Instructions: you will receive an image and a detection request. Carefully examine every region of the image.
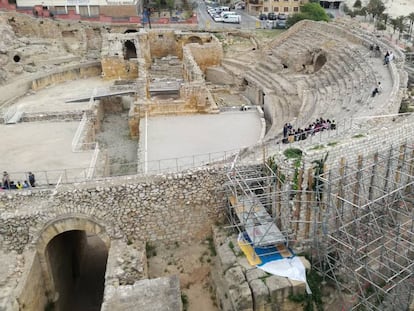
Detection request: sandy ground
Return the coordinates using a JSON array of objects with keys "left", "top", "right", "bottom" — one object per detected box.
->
[
  {"left": 139, "top": 111, "right": 263, "bottom": 173},
  {"left": 0, "top": 121, "right": 93, "bottom": 185},
  {"left": 14, "top": 77, "right": 113, "bottom": 113},
  {"left": 147, "top": 241, "right": 219, "bottom": 311}
]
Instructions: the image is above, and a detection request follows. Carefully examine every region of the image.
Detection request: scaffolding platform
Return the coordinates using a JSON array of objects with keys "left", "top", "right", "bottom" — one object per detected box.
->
[{"left": 229, "top": 194, "right": 286, "bottom": 247}]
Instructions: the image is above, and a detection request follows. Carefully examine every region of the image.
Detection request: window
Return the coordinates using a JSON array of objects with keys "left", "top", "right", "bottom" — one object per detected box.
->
[
  {"left": 274, "top": 6, "right": 279, "bottom": 11},
  {"left": 284, "top": 6, "right": 289, "bottom": 11},
  {"left": 54, "top": 6, "right": 66, "bottom": 14},
  {"left": 79, "top": 6, "right": 88, "bottom": 17},
  {"left": 264, "top": 7, "right": 268, "bottom": 11},
  {"left": 90, "top": 6, "right": 99, "bottom": 16},
  {"left": 293, "top": 6, "right": 299, "bottom": 11}
]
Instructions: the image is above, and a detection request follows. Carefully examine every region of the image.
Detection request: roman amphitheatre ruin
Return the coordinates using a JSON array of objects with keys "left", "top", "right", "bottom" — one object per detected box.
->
[{"left": 0, "top": 8, "right": 414, "bottom": 311}]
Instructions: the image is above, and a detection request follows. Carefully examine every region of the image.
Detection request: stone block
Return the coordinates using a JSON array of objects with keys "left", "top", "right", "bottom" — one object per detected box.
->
[
  {"left": 266, "top": 275, "right": 291, "bottom": 304},
  {"left": 246, "top": 268, "right": 269, "bottom": 283},
  {"left": 217, "top": 243, "right": 237, "bottom": 271},
  {"left": 250, "top": 279, "right": 270, "bottom": 310},
  {"left": 228, "top": 281, "right": 253, "bottom": 311},
  {"left": 224, "top": 266, "right": 246, "bottom": 290}
]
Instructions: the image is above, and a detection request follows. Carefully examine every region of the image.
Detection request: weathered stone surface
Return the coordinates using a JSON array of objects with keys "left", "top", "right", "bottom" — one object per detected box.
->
[
  {"left": 101, "top": 275, "right": 182, "bottom": 311},
  {"left": 228, "top": 281, "right": 253, "bottom": 311},
  {"left": 250, "top": 279, "right": 270, "bottom": 310},
  {"left": 224, "top": 266, "right": 246, "bottom": 290},
  {"left": 246, "top": 268, "right": 269, "bottom": 283},
  {"left": 266, "top": 275, "right": 291, "bottom": 304},
  {"left": 217, "top": 243, "right": 237, "bottom": 272}
]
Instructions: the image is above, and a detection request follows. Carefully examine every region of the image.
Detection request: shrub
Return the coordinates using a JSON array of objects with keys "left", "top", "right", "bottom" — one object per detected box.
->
[{"left": 283, "top": 148, "right": 303, "bottom": 159}]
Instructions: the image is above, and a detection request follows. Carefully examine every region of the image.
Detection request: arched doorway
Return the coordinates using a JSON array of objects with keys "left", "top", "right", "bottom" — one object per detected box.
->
[
  {"left": 314, "top": 53, "right": 327, "bottom": 72},
  {"left": 124, "top": 40, "right": 137, "bottom": 60},
  {"left": 37, "top": 217, "right": 111, "bottom": 311},
  {"left": 185, "top": 36, "right": 203, "bottom": 45}
]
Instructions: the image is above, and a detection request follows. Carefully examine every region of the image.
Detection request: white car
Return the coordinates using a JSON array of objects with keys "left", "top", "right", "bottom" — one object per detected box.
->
[
  {"left": 213, "top": 14, "right": 223, "bottom": 22},
  {"left": 222, "top": 14, "right": 241, "bottom": 23}
]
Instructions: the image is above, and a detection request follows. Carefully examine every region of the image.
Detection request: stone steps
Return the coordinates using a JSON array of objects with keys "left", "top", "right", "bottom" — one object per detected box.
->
[{"left": 221, "top": 58, "right": 251, "bottom": 76}]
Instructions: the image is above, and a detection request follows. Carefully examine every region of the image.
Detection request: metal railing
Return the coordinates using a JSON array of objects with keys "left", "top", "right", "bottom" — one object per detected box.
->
[
  {"left": 71, "top": 112, "right": 88, "bottom": 152},
  {"left": 2, "top": 112, "right": 412, "bottom": 190}
]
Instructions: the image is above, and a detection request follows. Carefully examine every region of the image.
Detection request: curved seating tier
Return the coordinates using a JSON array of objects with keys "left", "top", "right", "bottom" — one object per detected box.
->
[{"left": 220, "top": 20, "right": 403, "bottom": 141}]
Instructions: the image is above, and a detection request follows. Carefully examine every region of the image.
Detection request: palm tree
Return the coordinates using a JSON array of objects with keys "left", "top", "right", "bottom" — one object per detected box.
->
[
  {"left": 407, "top": 12, "right": 414, "bottom": 37},
  {"left": 380, "top": 12, "right": 389, "bottom": 26},
  {"left": 390, "top": 17, "right": 399, "bottom": 34},
  {"left": 396, "top": 16, "right": 406, "bottom": 39}
]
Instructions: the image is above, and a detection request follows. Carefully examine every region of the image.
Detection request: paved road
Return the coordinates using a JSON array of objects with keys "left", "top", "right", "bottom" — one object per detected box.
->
[{"left": 196, "top": 0, "right": 259, "bottom": 30}]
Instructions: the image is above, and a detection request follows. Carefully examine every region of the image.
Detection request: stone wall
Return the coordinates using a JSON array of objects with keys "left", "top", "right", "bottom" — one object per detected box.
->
[
  {"left": 187, "top": 41, "right": 223, "bottom": 73},
  {"left": 0, "top": 61, "right": 101, "bottom": 106},
  {"left": 213, "top": 227, "right": 308, "bottom": 311},
  {"left": 31, "top": 63, "right": 102, "bottom": 91},
  {"left": 182, "top": 45, "right": 204, "bottom": 82},
  {"left": 101, "top": 58, "right": 139, "bottom": 80},
  {"left": 148, "top": 30, "right": 178, "bottom": 59},
  {"left": 0, "top": 168, "right": 227, "bottom": 253}
]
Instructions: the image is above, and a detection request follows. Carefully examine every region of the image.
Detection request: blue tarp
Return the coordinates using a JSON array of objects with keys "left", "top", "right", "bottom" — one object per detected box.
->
[{"left": 242, "top": 232, "right": 295, "bottom": 266}]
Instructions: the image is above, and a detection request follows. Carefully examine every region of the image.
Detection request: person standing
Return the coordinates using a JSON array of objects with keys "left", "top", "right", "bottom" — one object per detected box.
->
[
  {"left": 28, "top": 172, "right": 35, "bottom": 187},
  {"left": 2, "top": 171, "right": 10, "bottom": 189}
]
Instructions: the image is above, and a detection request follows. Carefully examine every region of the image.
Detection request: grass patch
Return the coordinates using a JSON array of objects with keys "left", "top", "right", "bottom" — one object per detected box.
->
[
  {"left": 327, "top": 141, "right": 338, "bottom": 147},
  {"left": 311, "top": 144, "right": 325, "bottom": 150},
  {"left": 283, "top": 148, "right": 303, "bottom": 159},
  {"left": 145, "top": 242, "right": 157, "bottom": 258},
  {"left": 181, "top": 293, "right": 189, "bottom": 311},
  {"left": 206, "top": 236, "right": 217, "bottom": 257},
  {"left": 352, "top": 134, "right": 365, "bottom": 139},
  {"left": 255, "top": 29, "right": 285, "bottom": 39}
]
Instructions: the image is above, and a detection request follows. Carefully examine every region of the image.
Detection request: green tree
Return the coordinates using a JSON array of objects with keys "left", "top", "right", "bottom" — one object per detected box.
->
[
  {"left": 353, "top": 0, "right": 362, "bottom": 8},
  {"left": 366, "top": 0, "right": 385, "bottom": 21},
  {"left": 380, "top": 12, "right": 389, "bottom": 26},
  {"left": 166, "top": 0, "right": 174, "bottom": 16},
  {"left": 395, "top": 15, "right": 406, "bottom": 39},
  {"left": 390, "top": 16, "right": 405, "bottom": 38},
  {"left": 287, "top": 2, "right": 330, "bottom": 27},
  {"left": 407, "top": 12, "right": 414, "bottom": 36}
]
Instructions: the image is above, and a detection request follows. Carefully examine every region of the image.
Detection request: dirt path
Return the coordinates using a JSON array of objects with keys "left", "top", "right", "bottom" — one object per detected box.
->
[{"left": 147, "top": 241, "right": 219, "bottom": 311}]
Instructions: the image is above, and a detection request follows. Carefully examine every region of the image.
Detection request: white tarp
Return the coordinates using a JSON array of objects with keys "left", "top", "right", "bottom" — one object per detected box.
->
[{"left": 257, "top": 256, "right": 312, "bottom": 294}]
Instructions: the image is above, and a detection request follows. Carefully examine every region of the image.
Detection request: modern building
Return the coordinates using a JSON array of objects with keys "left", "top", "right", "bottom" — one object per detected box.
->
[{"left": 247, "top": 0, "right": 309, "bottom": 16}]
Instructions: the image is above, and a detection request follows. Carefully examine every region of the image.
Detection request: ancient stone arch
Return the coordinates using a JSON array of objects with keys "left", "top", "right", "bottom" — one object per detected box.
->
[
  {"left": 314, "top": 52, "right": 327, "bottom": 73},
  {"left": 123, "top": 40, "right": 137, "bottom": 60},
  {"left": 36, "top": 215, "right": 111, "bottom": 298},
  {"left": 185, "top": 36, "right": 203, "bottom": 45}
]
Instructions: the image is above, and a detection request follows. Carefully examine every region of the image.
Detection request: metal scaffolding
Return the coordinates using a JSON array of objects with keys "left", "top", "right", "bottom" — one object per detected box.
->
[
  {"left": 224, "top": 163, "right": 290, "bottom": 247},
  {"left": 313, "top": 144, "right": 414, "bottom": 310},
  {"left": 224, "top": 143, "right": 414, "bottom": 309}
]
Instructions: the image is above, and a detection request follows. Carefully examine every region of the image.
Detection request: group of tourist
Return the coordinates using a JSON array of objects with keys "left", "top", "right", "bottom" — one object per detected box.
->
[
  {"left": 1, "top": 171, "right": 35, "bottom": 190},
  {"left": 282, "top": 118, "right": 336, "bottom": 143}
]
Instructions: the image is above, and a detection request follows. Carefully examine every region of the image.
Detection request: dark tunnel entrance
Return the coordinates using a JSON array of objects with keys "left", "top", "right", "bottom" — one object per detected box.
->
[
  {"left": 46, "top": 230, "right": 108, "bottom": 311},
  {"left": 124, "top": 40, "right": 137, "bottom": 60}
]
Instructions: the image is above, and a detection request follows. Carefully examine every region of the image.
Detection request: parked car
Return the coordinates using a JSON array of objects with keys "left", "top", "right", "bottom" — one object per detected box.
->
[
  {"left": 223, "top": 14, "right": 241, "bottom": 23},
  {"left": 259, "top": 13, "right": 267, "bottom": 20},
  {"left": 275, "top": 19, "right": 287, "bottom": 28},
  {"left": 277, "top": 13, "right": 287, "bottom": 20},
  {"left": 213, "top": 14, "right": 223, "bottom": 22},
  {"left": 267, "top": 12, "right": 277, "bottom": 20}
]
